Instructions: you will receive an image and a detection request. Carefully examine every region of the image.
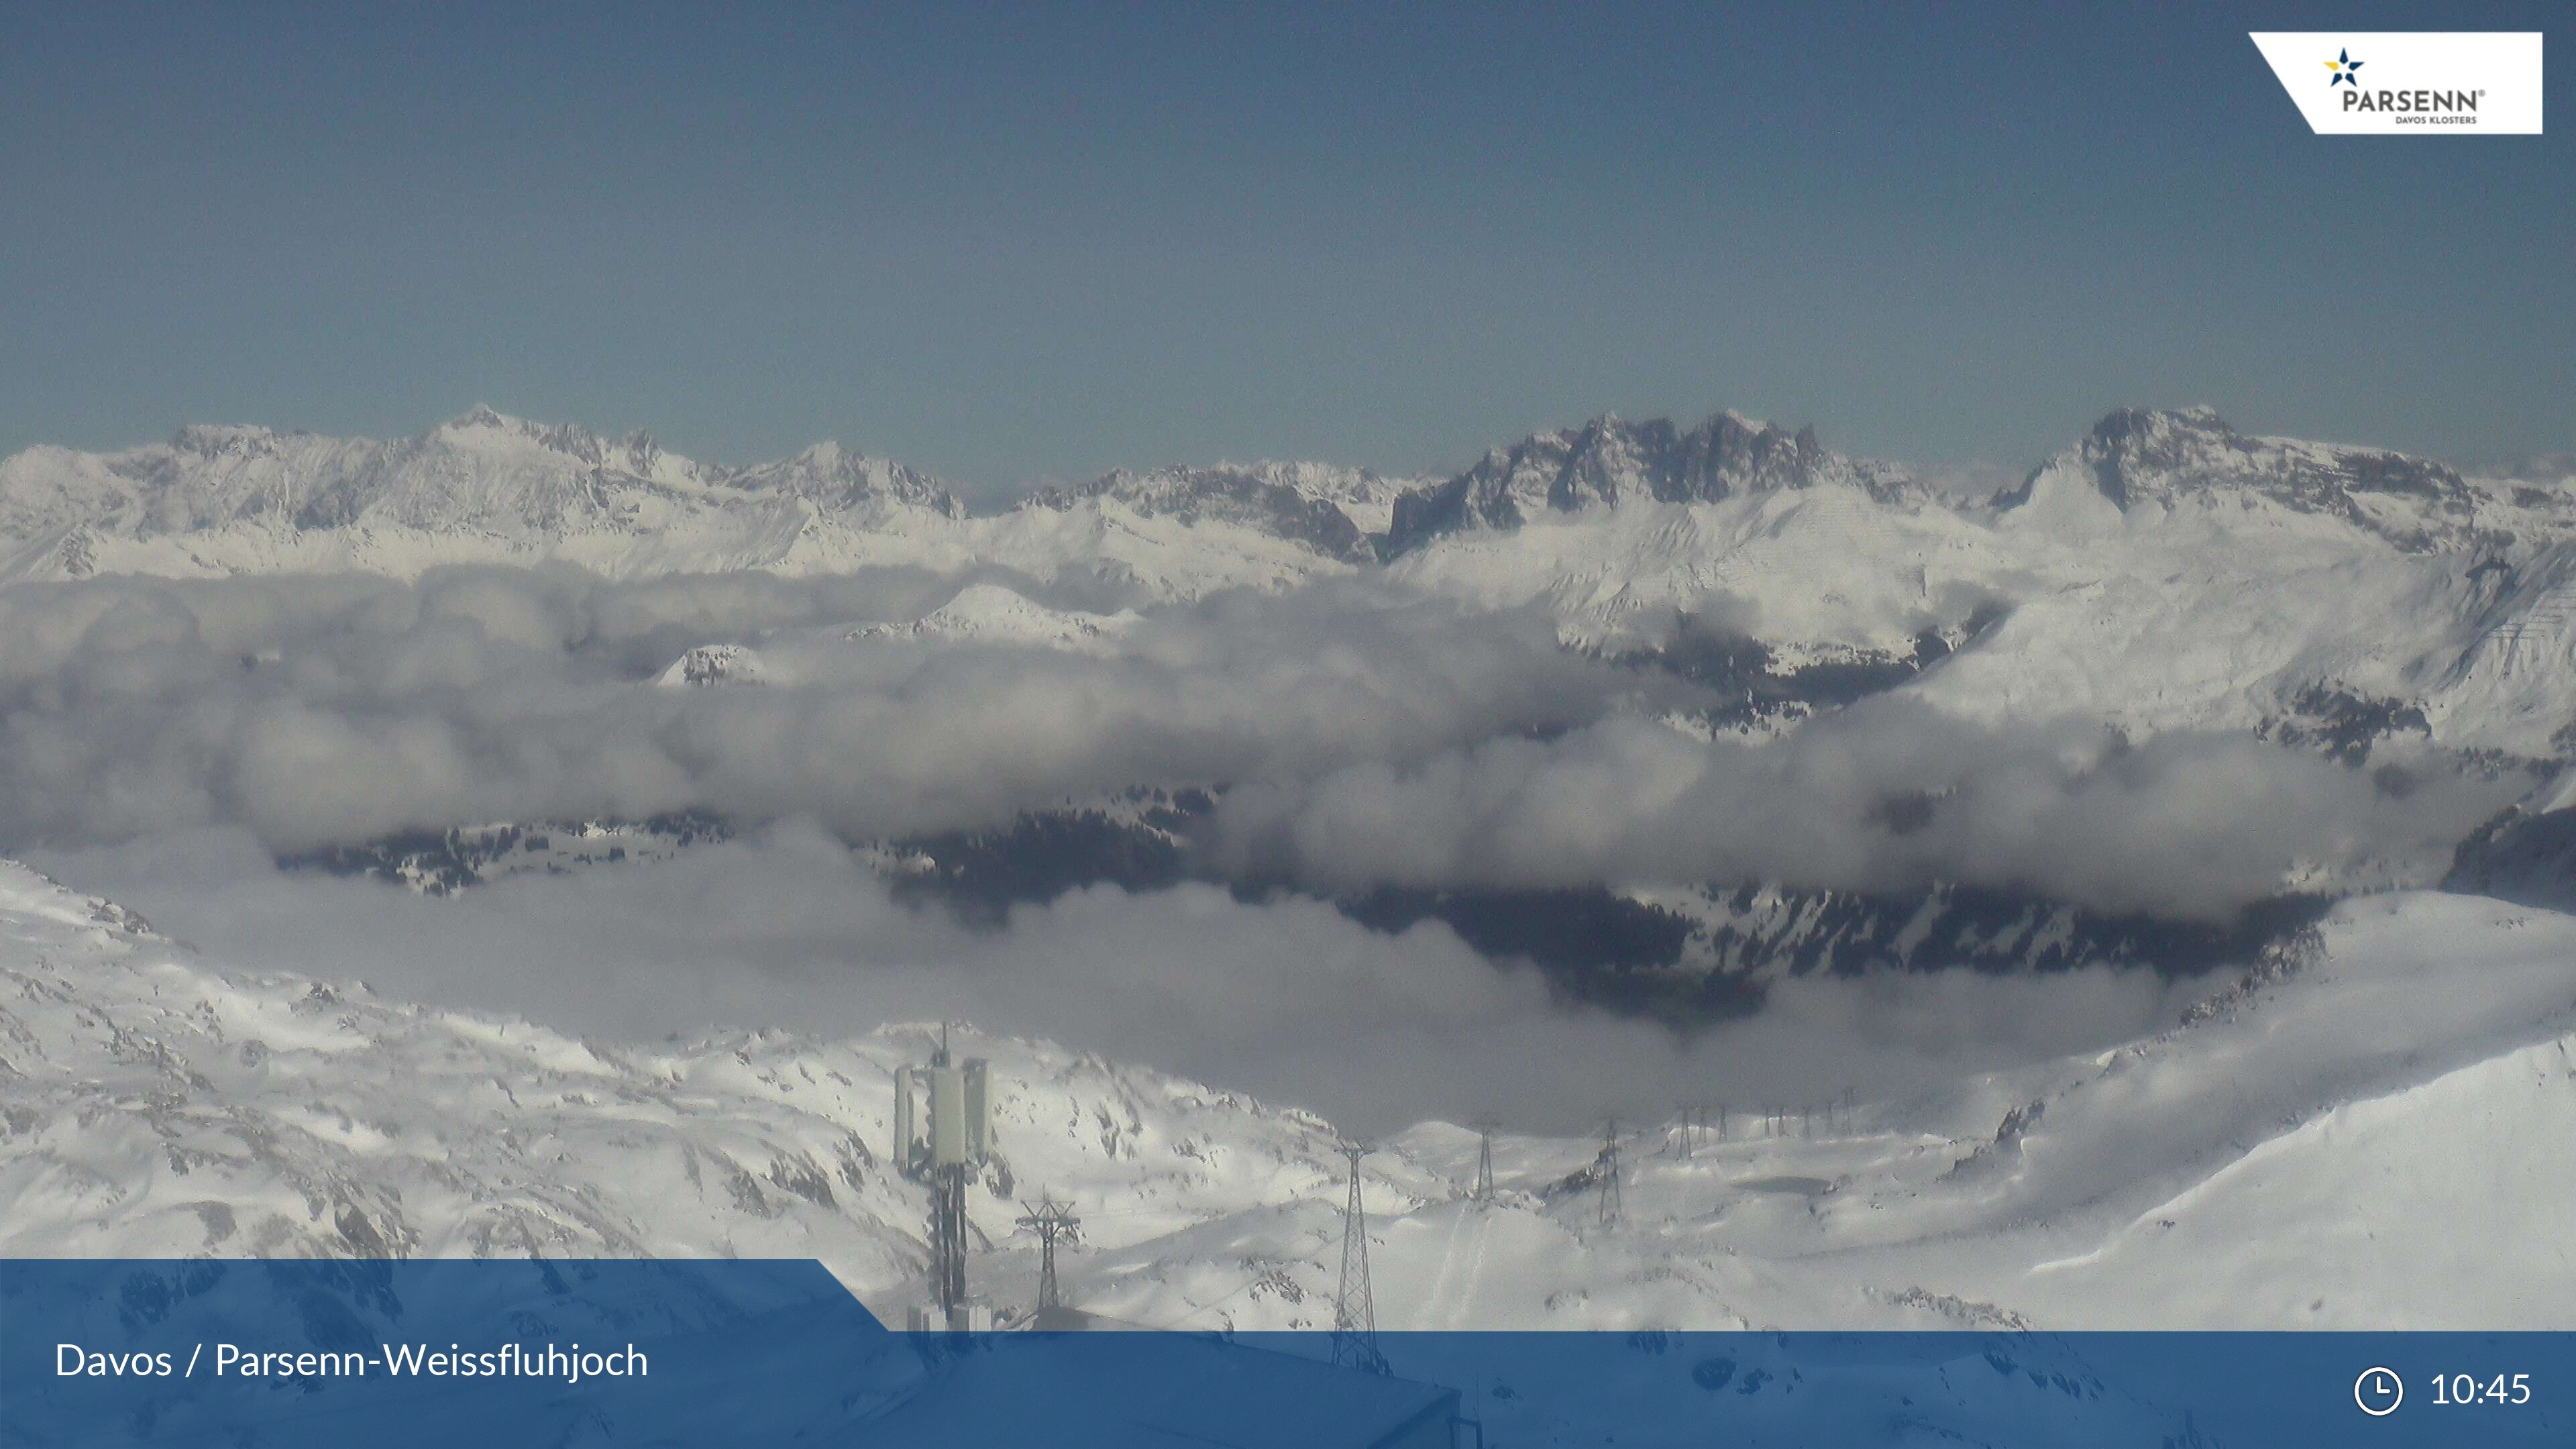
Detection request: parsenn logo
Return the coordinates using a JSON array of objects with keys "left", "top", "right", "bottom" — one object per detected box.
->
[
  {"left": 2249, "top": 33, "right": 2541, "bottom": 135},
  {"left": 2328, "top": 42, "right": 2480, "bottom": 119}
]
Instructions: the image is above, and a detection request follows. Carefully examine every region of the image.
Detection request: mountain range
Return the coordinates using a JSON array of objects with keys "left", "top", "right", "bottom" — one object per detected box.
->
[
  {"left": 11, "top": 403, "right": 2576, "bottom": 996},
  {"left": 12, "top": 402, "right": 2576, "bottom": 1350},
  {"left": 12, "top": 402, "right": 2558, "bottom": 592},
  {"left": 0, "top": 407, "right": 1415, "bottom": 594}
]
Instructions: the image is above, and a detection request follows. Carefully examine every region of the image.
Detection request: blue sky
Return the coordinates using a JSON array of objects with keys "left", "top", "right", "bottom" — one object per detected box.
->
[{"left": 2, "top": 1, "right": 2566, "bottom": 501}]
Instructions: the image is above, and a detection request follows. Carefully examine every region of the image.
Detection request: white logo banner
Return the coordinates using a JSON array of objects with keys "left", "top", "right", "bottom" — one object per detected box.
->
[{"left": 2249, "top": 32, "right": 2542, "bottom": 134}]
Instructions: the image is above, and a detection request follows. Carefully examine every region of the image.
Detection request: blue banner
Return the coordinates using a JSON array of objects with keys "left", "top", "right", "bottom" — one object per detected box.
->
[{"left": 3, "top": 1260, "right": 2567, "bottom": 1446}]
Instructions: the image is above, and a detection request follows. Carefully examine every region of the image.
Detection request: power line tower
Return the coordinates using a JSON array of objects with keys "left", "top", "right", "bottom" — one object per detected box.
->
[
  {"left": 1015, "top": 1191, "right": 1082, "bottom": 1320},
  {"left": 1597, "top": 1118, "right": 1623, "bottom": 1226},
  {"left": 1332, "top": 1142, "right": 1389, "bottom": 1375},
  {"left": 1469, "top": 1117, "right": 1500, "bottom": 1201},
  {"left": 1674, "top": 1102, "right": 1696, "bottom": 1161}
]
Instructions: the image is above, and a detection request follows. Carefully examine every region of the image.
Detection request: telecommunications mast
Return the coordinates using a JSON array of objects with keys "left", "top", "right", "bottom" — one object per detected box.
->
[{"left": 894, "top": 1024, "right": 994, "bottom": 1332}]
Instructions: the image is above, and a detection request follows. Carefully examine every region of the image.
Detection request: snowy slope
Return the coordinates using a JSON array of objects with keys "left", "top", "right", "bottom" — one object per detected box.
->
[
  {"left": 0, "top": 858, "right": 1390, "bottom": 1322},
  {"left": 1387, "top": 477, "right": 2008, "bottom": 652},
  {"left": 7, "top": 854, "right": 2575, "bottom": 1332},
  {"left": 1081, "top": 891, "right": 2576, "bottom": 1333},
  {"left": 849, "top": 582, "right": 1139, "bottom": 651}
]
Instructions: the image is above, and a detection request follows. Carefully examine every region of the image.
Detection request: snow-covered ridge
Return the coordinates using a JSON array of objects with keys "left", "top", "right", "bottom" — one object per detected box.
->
[
  {"left": 0, "top": 855, "right": 1379, "bottom": 1316},
  {"left": 2000, "top": 405, "right": 2485, "bottom": 551},
  {"left": 23, "top": 400, "right": 2576, "bottom": 762},
  {"left": 1026, "top": 462, "right": 1419, "bottom": 564},
  {"left": 10, "top": 402, "right": 2525, "bottom": 593},
  {"left": 1384, "top": 411, "right": 1910, "bottom": 555},
  {"left": 0, "top": 410, "right": 1397, "bottom": 592},
  {"left": 0, "top": 406, "right": 961, "bottom": 543},
  {"left": 9, "top": 854, "right": 2576, "bottom": 1328}
]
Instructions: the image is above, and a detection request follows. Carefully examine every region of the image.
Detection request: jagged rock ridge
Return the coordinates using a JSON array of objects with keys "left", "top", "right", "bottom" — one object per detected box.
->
[{"left": 1385, "top": 412, "right": 1906, "bottom": 554}]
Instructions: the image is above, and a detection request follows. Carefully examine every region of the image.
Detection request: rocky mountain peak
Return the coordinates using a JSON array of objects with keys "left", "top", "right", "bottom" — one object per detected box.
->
[
  {"left": 1384, "top": 410, "right": 1876, "bottom": 555},
  {"left": 2000, "top": 407, "right": 2474, "bottom": 549},
  {"left": 445, "top": 403, "right": 516, "bottom": 431},
  {"left": 168, "top": 423, "right": 290, "bottom": 457}
]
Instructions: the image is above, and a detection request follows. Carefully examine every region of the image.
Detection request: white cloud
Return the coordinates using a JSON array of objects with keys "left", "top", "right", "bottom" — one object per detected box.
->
[
  {"left": 0, "top": 568, "right": 1627, "bottom": 851},
  {"left": 34, "top": 823, "right": 2208, "bottom": 1137},
  {"left": 1212, "top": 701, "right": 2510, "bottom": 919}
]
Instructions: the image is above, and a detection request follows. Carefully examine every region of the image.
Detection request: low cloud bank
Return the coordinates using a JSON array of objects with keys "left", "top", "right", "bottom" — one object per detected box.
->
[
  {"left": 0, "top": 561, "right": 2514, "bottom": 925},
  {"left": 0, "top": 567, "right": 1622, "bottom": 851},
  {"left": 1212, "top": 702, "right": 2508, "bottom": 919},
  {"left": 36, "top": 825, "right": 2208, "bottom": 1137}
]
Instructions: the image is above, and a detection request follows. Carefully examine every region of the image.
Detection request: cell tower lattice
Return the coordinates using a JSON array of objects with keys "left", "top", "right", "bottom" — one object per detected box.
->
[
  {"left": 1332, "top": 1142, "right": 1390, "bottom": 1375},
  {"left": 892, "top": 1025, "right": 994, "bottom": 1332}
]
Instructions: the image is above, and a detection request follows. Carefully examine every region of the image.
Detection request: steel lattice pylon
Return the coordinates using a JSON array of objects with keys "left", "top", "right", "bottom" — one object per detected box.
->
[
  {"left": 1597, "top": 1118, "right": 1623, "bottom": 1226},
  {"left": 1015, "top": 1191, "right": 1081, "bottom": 1315},
  {"left": 1330, "top": 1142, "right": 1389, "bottom": 1375}
]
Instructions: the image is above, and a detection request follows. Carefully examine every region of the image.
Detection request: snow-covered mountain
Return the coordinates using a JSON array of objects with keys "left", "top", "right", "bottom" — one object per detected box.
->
[
  {"left": 1374, "top": 406, "right": 2576, "bottom": 760},
  {"left": 15, "top": 401, "right": 2576, "bottom": 987},
  {"left": 0, "top": 857, "right": 1368, "bottom": 1305},
  {"left": 1027, "top": 462, "right": 1419, "bottom": 564},
  {"left": 1996, "top": 405, "right": 2485, "bottom": 551},
  {"left": 845, "top": 582, "right": 1140, "bottom": 653},
  {"left": 0, "top": 410, "right": 1399, "bottom": 596},
  {"left": 8, "top": 856, "right": 2575, "bottom": 1331},
  {"left": 1385, "top": 411, "right": 1909, "bottom": 555},
  {"left": 0, "top": 409, "right": 970, "bottom": 582}
]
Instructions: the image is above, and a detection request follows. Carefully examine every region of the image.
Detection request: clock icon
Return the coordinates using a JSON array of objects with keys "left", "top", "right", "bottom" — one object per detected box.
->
[{"left": 2355, "top": 1366, "right": 2404, "bottom": 1417}]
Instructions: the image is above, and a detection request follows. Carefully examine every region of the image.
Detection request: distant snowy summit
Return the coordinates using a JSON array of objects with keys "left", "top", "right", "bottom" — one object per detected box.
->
[
  {"left": 1385, "top": 411, "right": 1909, "bottom": 554},
  {"left": 0, "top": 407, "right": 966, "bottom": 583},
  {"left": 655, "top": 583, "right": 1140, "bottom": 688},
  {"left": 1024, "top": 462, "right": 1403, "bottom": 565},
  {"left": 7, "top": 405, "right": 969, "bottom": 539},
  {"left": 0, "top": 402, "right": 2546, "bottom": 594},
  {"left": 1380, "top": 404, "right": 2518, "bottom": 557},
  {"left": 0, "top": 408, "right": 1415, "bottom": 592},
  {"left": 845, "top": 582, "right": 1137, "bottom": 651},
  {"left": 1998, "top": 405, "right": 2485, "bottom": 551}
]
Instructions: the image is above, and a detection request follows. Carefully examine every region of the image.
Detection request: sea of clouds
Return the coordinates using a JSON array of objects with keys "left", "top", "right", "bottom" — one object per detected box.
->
[{"left": 1, "top": 562, "right": 2512, "bottom": 1130}]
